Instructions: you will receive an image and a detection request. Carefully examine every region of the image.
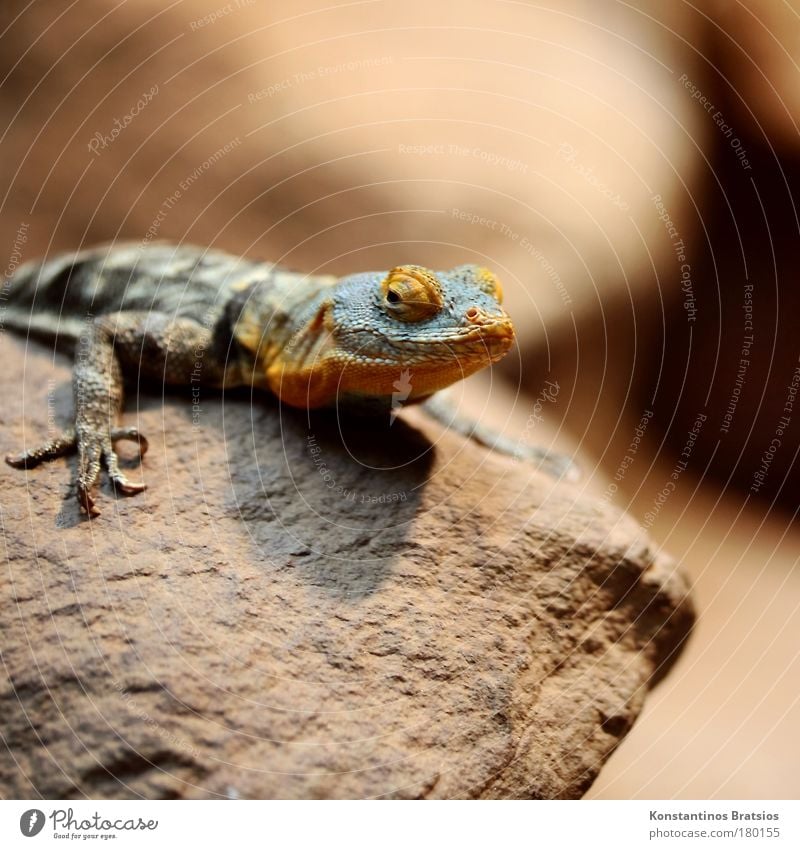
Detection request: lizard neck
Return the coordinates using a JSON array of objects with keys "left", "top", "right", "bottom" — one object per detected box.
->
[{"left": 232, "top": 271, "right": 340, "bottom": 406}]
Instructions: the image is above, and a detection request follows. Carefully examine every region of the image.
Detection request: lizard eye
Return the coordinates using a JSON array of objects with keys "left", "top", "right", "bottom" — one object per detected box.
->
[{"left": 381, "top": 266, "right": 444, "bottom": 322}]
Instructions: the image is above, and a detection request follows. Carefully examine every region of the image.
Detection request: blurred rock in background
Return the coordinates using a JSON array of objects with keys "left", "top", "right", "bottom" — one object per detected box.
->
[{"left": 1, "top": 0, "right": 798, "bottom": 798}]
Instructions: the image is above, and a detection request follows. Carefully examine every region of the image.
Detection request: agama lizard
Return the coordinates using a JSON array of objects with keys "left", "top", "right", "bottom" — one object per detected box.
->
[{"left": 3, "top": 242, "right": 575, "bottom": 517}]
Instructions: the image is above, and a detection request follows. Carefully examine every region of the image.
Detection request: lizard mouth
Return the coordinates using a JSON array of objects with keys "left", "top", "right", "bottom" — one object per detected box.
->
[{"left": 359, "top": 313, "right": 515, "bottom": 371}]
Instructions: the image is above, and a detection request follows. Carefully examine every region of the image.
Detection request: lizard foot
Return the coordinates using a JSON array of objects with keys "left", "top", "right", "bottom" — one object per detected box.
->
[
  {"left": 6, "top": 425, "right": 149, "bottom": 518},
  {"left": 76, "top": 427, "right": 149, "bottom": 518}
]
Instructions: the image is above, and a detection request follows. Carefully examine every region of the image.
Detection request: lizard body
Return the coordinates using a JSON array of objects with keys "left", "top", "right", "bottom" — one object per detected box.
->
[{"left": 3, "top": 242, "right": 516, "bottom": 516}]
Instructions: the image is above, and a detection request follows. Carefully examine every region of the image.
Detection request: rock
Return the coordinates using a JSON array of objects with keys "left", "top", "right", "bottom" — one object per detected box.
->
[{"left": 0, "top": 333, "right": 692, "bottom": 798}]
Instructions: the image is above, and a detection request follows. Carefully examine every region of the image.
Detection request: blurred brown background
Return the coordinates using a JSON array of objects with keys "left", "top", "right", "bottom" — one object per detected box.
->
[{"left": 1, "top": 0, "right": 798, "bottom": 798}]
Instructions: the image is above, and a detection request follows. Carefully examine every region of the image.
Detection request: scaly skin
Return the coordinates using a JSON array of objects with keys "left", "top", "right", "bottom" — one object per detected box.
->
[{"left": 3, "top": 242, "right": 519, "bottom": 516}]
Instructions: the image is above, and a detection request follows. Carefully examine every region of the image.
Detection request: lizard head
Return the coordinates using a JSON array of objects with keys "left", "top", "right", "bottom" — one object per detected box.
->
[{"left": 325, "top": 263, "right": 515, "bottom": 406}]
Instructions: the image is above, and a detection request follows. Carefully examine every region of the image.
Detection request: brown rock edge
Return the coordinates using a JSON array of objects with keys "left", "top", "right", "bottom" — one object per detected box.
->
[{"left": 0, "top": 334, "right": 693, "bottom": 799}]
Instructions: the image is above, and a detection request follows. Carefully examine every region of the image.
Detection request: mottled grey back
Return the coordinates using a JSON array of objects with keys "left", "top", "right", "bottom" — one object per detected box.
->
[{"left": 3, "top": 242, "right": 270, "bottom": 342}]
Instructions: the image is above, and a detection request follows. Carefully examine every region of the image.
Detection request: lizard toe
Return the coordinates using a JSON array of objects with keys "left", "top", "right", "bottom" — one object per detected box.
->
[
  {"left": 111, "top": 426, "right": 149, "bottom": 458},
  {"left": 104, "top": 445, "right": 146, "bottom": 497},
  {"left": 76, "top": 439, "right": 103, "bottom": 517},
  {"left": 5, "top": 428, "right": 78, "bottom": 469}
]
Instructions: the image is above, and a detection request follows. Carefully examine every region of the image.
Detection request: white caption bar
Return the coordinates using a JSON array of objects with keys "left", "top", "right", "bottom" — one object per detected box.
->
[{"left": 1, "top": 799, "right": 797, "bottom": 848}]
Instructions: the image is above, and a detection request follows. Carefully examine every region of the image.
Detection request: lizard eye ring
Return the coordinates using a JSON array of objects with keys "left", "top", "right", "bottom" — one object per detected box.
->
[{"left": 381, "top": 265, "right": 444, "bottom": 322}]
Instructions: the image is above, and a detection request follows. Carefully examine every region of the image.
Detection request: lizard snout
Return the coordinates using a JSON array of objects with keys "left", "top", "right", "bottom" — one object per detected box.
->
[
  {"left": 464, "top": 306, "right": 514, "bottom": 336},
  {"left": 462, "top": 306, "right": 515, "bottom": 360},
  {"left": 465, "top": 305, "right": 506, "bottom": 325}
]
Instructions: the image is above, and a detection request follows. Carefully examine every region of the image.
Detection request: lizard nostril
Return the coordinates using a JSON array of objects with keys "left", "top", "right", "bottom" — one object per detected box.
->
[{"left": 466, "top": 307, "right": 480, "bottom": 322}]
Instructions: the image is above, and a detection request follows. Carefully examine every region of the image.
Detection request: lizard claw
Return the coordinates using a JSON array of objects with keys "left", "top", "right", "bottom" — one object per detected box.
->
[
  {"left": 6, "top": 452, "right": 30, "bottom": 469},
  {"left": 109, "top": 473, "right": 147, "bottom": 496},
  {"left": 77, "top": 482, "right": 101, "bottom": 518}
]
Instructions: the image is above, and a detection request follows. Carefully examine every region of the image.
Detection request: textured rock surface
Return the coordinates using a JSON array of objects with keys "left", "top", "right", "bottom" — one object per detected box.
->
[{"left": 0, "top": 333, "right": 693, "bottom": 799}]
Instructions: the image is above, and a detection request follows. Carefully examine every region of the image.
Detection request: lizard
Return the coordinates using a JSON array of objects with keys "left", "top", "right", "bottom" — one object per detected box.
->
[{"left": 2, "top": 242, "right": 576, "bottom": 517}]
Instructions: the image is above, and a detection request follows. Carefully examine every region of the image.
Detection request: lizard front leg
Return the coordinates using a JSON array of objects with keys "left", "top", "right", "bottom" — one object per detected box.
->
[
  {"left": 73, "top": 317, "right": 150, "bottom": 516},
  {"left": 6, "top": 316, "right": 148, "bottom": 517},
  {"left": 6, "top": 312, "right": 221, "bottom": 517}
]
